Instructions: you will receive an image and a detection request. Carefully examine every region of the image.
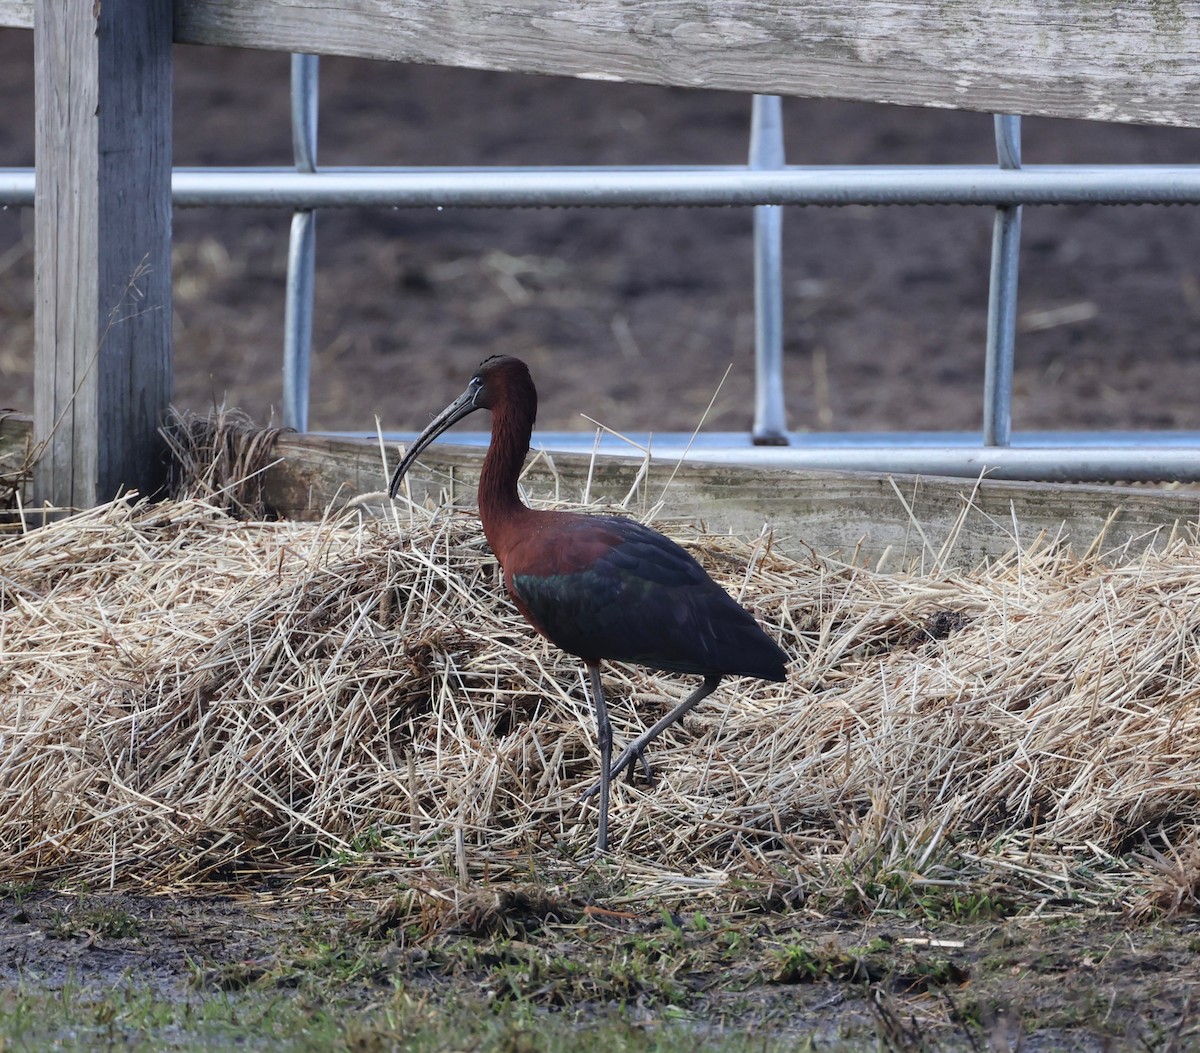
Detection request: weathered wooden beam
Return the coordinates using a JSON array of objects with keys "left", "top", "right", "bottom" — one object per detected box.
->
[
  {"left": 5, "top": 413, "right": 1194, "bottom": 567},
  {"left": 261, "top": 432, "right": 1200, "bottom": 570},
  {"left": 33, "top": 0, "right": 173, "bottom": 511},
  {"left": 0, "top": 0, "right": 31, "bottom": 29},
  {"left": 173, "top": 0, "right": 1200, "bottom": 128}
]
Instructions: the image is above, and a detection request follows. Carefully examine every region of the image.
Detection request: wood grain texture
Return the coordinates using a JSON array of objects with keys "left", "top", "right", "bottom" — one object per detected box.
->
[
  {"left": 262, "top": 433, "right": 1200, "bottom": 570},
  {"left": 0, "top": 0, "right": 31, "bottom": 28},
  {"left": 173, "top": 0, "right": 1200, "bottom": 127},
  {"left": 33, "top": 0, "right": 173, "bottom": 509}
]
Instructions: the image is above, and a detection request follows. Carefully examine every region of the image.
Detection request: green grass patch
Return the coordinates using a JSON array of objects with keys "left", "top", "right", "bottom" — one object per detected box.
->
[{"left": 0, "top": 978, "right": 822, "bottom": 1053}]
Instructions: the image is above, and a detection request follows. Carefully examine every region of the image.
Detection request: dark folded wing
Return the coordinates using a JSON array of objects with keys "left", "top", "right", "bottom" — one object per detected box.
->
[{"left": 509, "top": 516, "right": 787, "bottom": 679}]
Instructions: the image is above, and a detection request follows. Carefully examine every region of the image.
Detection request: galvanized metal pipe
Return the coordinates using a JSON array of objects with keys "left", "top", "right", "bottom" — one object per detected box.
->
[
  {"left": 291, "top": 54, "right": 319, "bottom": 175},
  {"left": 368, "top": 428, "right": 1200, "bottom": 451},
  {"left": 283, "top": 211, "right": 316, "bottom": 431},
  {"left": 983, "top": 115, "right": 1022, "bottom": 447},
  {"left": 282, "top": 54, "right": 320, "bottom": 433},
  {"left": 750, "top": 95, "right": 789, "bottom": 445},
  {"left": 654, "top": 444, "right": 1200, "bottom": 482},
  {"left": 372, "top": 430, "right": 1200, "bottom": 482},
  {"left": 165, "top": 165, "right": 1200, "bottom": 208},
  {"left": 6, "top": 164, "right": 1200, "bottom": 209}
]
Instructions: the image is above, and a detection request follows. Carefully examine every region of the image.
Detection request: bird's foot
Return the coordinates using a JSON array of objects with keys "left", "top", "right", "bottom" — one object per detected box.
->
[
  {"left": 625, "top": 746, "right": 654, "bottom": 787},
  {"left": 609, "top": 742, "right": 654, "bottom": 787},
  {"left": 579, "top": 745, "right": 654, "bottom": 803}
]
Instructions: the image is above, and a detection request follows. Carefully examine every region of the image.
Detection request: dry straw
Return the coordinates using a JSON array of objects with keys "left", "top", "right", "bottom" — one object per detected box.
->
[
  {"left": 0, "top": 412, "right": 35, "bottom": 535},
  {"left": 2, "top": 439, "right": 1200, "bottom": 913}
]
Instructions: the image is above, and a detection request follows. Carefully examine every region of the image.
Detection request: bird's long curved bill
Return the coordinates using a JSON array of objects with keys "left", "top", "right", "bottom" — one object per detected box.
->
[{"left": 387, "top": 386, "right": 481, "bottom": 499}]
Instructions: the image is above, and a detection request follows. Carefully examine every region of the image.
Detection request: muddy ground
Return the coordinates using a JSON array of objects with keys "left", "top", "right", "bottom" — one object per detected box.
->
[{"left": 1, "top": 886, "right": 1198, "bottom": 1050}]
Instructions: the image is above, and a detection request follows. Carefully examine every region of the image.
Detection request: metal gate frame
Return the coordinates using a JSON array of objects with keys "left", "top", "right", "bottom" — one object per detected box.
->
[{"left": 5, "top": 54, "right": 1200, "bottom": 481}]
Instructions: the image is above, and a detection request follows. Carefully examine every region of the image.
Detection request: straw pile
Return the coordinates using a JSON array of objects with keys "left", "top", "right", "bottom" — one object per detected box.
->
[{"left": 3, "top": 480, "right": 1200, "bottom": 911}]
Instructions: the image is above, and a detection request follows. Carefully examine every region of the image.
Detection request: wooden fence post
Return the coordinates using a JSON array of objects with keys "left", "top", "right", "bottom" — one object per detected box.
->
[{"left": 33, "top": 0, "right": 172, "bottom": 510}]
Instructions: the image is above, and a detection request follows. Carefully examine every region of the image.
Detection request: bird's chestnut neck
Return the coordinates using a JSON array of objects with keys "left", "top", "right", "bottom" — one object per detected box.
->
[{"left": 478, "top": 392, "right": 536, "bottom": 540}]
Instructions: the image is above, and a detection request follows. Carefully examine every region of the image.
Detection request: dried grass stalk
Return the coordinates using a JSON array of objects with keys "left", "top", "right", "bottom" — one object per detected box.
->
[
  {"left": 0, "top": 411, "right": 35, "bottom": 534},
  {"left": 160, "top": 405, "right": 286, "bottom": 518}
]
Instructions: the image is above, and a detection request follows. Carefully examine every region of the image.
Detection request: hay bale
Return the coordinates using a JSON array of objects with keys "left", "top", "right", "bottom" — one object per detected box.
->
[{"left": 2, "top": 490, "right": 1199, "bottom": 910}]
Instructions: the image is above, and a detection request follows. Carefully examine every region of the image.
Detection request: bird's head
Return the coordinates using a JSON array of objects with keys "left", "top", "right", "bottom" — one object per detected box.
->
[
  {"left": 467, "top": 355, "right": 536, "bottom": 412},
  {"left": 387, "top": 355, "right": 538, "bottom": 499}
]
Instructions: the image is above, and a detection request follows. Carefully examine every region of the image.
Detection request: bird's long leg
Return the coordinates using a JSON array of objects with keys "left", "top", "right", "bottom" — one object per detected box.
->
[
  {"left": 581, "top": 675, "right": 721, "bottom": 800},
  {"left": 586, "top": 663, "right": 612, "bottom": 853}
]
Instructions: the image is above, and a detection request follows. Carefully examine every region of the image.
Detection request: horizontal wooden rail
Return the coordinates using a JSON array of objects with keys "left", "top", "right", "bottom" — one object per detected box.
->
[
  {"left": 177, "top": 1, "right": 1200, "bottom": 128},
  {"left": 0, "top": 0, "right": 28, "bottom": 28},
  {"left": 265, "top": 431, "right": 1200, "bottom": 570},
  {"left": 5, "top": 415, "right": 1198, "bottom": 566},
  {"left": 3, "top": 2, "right": 1199, "bottom": 127}
]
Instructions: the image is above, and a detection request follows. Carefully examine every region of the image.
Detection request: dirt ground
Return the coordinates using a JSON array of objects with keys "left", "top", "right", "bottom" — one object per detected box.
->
[{"left": 2, "top": 34, "right": 1200, "bottom": 436}]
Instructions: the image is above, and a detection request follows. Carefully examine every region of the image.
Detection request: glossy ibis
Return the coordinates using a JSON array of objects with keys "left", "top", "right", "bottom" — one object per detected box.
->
[{"left": 388, "top": 356, "right": 788, "bottom": 852}]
